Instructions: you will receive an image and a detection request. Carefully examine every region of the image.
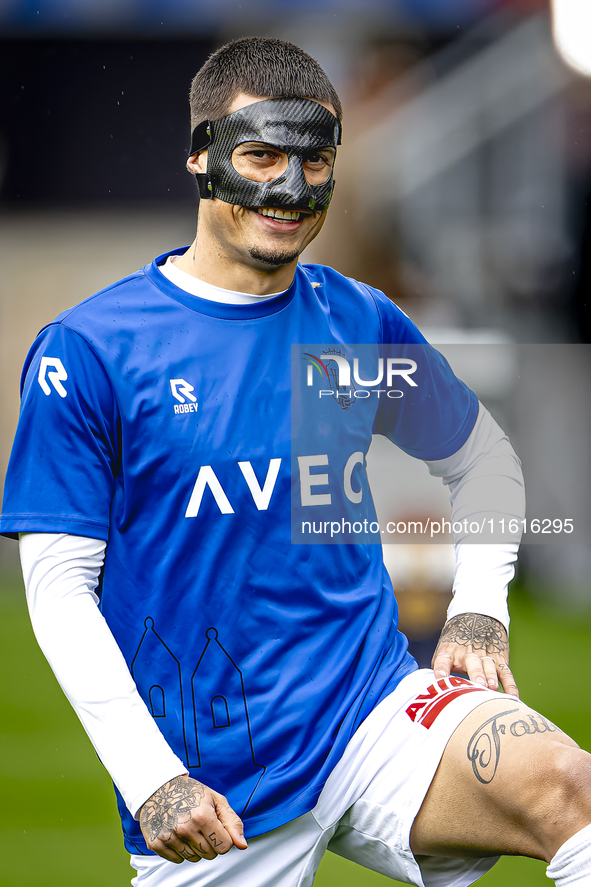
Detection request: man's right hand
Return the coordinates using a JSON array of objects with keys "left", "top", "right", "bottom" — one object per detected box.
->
[{"left": 139, "top": 775, "right": 247, "bottom": 864}]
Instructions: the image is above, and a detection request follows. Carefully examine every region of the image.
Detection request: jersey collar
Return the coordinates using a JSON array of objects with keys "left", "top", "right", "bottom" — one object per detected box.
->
[{"left": 146, "top": 248, "right": 299, "bottom": 320}]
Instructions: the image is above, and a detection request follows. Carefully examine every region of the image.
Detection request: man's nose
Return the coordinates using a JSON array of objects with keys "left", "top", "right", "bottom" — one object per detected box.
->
[{"left": 265, "top": 157, "right": 308, "bottom": 202}]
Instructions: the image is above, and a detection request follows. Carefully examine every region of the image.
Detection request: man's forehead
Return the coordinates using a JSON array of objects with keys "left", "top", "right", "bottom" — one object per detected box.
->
[
  {"left": 213, "top": 97, "right": 341, "bottom": 151},
  {"left": 228, "top": 92, "right": 336, "bottom": 118}
]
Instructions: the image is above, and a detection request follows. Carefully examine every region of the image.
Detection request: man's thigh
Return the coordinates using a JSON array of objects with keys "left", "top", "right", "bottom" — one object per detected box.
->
[
  {"left": 317, "top": 670, "right": 507, "bottom": 886},
  {"left": 411, "top": 698, "right": 591, "bottom": 863}
]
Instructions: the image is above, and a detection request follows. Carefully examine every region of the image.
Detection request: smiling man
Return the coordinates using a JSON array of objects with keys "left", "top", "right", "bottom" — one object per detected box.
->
[
  {"left": 180, "top": 92, "right": 339, "bottom": 290},
  {"left": 2, "top": 36, "right": 591, "bottom": 887}
]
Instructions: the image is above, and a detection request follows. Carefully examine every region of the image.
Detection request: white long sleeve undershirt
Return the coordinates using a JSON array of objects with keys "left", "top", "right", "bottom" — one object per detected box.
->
[
  {"left": 425, "top": 402, "right": 525, "bottom": 631},
  {"left": 19, "top": 403, "right": 524, "bottom": 821},
  {"left": 19, "top": 532, "right": 187, "bottom": 818}
]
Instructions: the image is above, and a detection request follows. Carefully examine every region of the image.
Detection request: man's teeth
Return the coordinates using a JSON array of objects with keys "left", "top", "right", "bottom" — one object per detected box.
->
[{"left": 257, "top": 208, "right": 301, "bottom": 221}]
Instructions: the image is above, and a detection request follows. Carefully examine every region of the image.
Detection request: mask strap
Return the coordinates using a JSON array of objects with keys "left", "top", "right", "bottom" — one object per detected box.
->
[
  {"left": 189, "top": 120, "right": 213, "bottom": 156},
  {"left": 195, "top": 174, "right": 215, "bottom": 199},
  {"left": 189, "top": 120, "right": 215, "bottom": 199}
]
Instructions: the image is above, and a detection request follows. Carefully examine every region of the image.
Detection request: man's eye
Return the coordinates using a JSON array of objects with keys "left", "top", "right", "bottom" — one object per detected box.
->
[
  {"left": 304, "top": 153, "right": 330, "bottom": 165},
  {"left": 248, "top": 150, "right": 277, "bottom": 160}
]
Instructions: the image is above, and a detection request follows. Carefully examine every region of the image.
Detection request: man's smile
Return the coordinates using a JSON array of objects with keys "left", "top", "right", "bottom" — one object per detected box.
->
[
  {"left": 256, "top": 208, "right": 303, "bottom": 222},
  {"left": 249, "top": 207, "right": 320, "bottom": 235}
]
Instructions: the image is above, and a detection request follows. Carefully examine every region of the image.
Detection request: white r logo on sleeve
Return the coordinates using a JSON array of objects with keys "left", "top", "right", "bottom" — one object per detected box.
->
[{"left": 38, "top": 357, "right": 68, "bottom": 398}]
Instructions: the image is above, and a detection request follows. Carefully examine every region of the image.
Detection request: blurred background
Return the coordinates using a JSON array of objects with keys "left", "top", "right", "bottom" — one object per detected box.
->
[{"left": 1, "top": 0, "right": 590, "bottom": 885}]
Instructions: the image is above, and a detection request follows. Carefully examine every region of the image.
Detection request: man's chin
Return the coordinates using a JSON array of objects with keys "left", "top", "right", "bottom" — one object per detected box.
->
[{"left": 248, "top": 245, "right": 301, "bottom": 267}]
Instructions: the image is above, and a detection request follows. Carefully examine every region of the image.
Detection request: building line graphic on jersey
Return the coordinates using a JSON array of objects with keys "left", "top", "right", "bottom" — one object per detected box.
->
[
  {"left": 131, "top": 618, "right": 190, "bottom": 766},
  {"left": 131, "top": 621, "right": 266, "bottom": 817}
]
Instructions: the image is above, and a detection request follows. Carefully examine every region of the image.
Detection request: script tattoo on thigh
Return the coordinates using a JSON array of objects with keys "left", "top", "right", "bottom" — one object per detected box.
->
[
  {"left": 509, "top": 712, "right": 560, "bottom": 738},
  {"left": 467, "top": 708, "right": 519, "bottom": 784},
  {"left": 467, "top": 709, "right": 562, "bottom": 784},
  {"left": 439, "top": 613, "right": 507, "bottom": 655},
  {"left": 140, "top": 776, "right": 205, "bottom": 843}
]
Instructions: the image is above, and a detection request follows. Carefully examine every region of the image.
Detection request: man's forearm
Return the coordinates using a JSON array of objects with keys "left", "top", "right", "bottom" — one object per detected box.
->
[
  {"left": 425, "top": 403, "right": 525, "bottom": 631},
  {"left": 446, "top": 543, "right": 518, "bottom": 631},
  {"left": 20, "top": 532, "right": 187, "bottom": 818}
]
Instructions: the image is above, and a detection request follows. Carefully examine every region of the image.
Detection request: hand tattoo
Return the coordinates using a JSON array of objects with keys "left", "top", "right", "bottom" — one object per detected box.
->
[
  {"left": 438, "top": 614, "right": 508, "bottom": 656},
  {"left": 140, "top": 776, "right": 205, "bottom": 844},
  {"left": 209, "top": 832, "right": 222, "bottom": 848}
]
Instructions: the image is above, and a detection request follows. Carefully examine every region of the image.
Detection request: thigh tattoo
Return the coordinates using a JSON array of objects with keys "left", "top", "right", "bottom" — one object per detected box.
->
[{"left": 467, "top": 709, "right": 561, "bottom": 784}]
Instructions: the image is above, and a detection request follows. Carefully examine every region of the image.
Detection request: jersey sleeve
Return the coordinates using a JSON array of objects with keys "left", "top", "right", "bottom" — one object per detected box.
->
[
  {"left": 1, "top": 324, "right": 120, "bottom": 540},
  {"left": 370, "top": 289, "right": 479, "bottom": 461}
]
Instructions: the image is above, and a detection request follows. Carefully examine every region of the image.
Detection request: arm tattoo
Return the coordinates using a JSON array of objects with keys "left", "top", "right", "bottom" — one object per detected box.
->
[
  {"left": 467, "top": 709, "right": 561, "bottom": 784},
  {"left": 140, "top": 776, "right": 205, "bottom": 844},
  {"left": 438, "top": 613, "right": 508, "bottom": 656}
]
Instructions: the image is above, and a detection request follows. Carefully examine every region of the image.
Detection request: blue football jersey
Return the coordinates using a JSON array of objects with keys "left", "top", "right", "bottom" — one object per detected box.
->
[{"left": 1, "top": 249, "right": 478, "bottom": 854}]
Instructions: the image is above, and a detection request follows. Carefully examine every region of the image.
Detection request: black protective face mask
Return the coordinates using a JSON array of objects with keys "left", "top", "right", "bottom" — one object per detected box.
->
[{"left": 189, "top": 98, "right": 341, "bottom": 212}]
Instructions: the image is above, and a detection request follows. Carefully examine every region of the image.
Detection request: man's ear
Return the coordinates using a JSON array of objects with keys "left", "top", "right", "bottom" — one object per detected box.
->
[{"left": 187, "top": 149, "right": 207, "bottom": 174}]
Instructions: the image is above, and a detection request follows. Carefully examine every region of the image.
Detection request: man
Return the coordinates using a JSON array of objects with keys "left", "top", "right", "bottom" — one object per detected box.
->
[{"left": 2, "top": 37, "right": 591, "bottom": 887}]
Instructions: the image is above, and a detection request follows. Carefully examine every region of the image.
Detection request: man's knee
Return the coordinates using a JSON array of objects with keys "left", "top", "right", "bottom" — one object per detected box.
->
[
  {"left": 524, "top": 738, "right": 590, "bottom": 808},
  {"left": 530, "top": 742, "right": 591, "bottom": 858}
]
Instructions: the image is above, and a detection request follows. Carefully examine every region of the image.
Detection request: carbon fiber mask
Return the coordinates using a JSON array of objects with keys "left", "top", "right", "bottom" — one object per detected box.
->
[{"left": 189, "top": 98, "right": 341, "bottom": 213}]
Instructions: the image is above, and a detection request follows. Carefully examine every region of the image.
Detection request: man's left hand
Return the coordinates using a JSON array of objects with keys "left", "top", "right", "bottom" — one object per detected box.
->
[{"left": 431, "top": 613, "right": 519, "bottom": 697}]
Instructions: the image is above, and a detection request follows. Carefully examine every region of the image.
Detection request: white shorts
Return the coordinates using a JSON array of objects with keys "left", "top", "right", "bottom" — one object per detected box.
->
[{"left": 131, "top": 669, "right": 507, "bottom": 887}]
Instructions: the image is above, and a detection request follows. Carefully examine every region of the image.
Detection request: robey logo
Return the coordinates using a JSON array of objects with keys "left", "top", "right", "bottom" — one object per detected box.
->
[
  {"left": 38, "top": 357, "right": 68, "bottom": 398},
  {"left": 170, "top": 378, "right": 198, "bottom": 415}
]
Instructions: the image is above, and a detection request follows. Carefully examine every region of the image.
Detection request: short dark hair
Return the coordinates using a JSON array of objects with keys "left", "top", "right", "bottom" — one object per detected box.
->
[{"left": 189, "top": 37, "right": 342, "bottom": 130}]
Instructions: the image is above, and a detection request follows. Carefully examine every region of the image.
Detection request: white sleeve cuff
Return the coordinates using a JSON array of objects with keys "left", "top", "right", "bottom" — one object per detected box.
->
[{"left": 19, "top": 532, "right": 188, "bottom": 818}]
